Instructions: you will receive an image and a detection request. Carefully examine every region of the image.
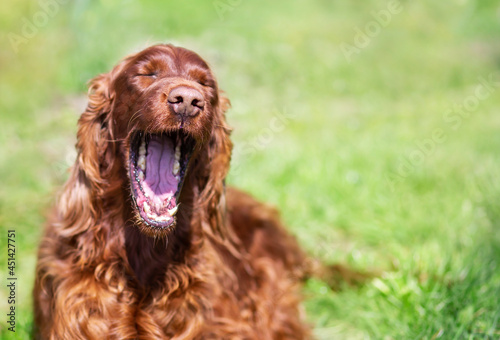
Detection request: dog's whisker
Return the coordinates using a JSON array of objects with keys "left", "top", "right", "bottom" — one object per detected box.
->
[
  {"left": 103, "top": 138, "right": 128, "bottom": 143},
  {"left": 127, "top": 109, "right": 143, "bottom": 131}
]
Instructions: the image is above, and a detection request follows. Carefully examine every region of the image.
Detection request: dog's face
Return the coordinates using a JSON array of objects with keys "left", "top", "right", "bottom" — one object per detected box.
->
[{"left": 106, "top": 45, "right": 222, "bottom": 233}]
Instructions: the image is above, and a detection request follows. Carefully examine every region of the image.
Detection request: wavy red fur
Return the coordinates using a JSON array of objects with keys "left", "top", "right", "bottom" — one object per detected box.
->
[{"left": 33, "top": 44, "right": 313, "bottom": 339}]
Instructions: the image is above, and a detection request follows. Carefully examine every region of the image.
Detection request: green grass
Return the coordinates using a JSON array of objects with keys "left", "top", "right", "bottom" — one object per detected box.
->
[{"left": 1, "top": 0, "right": 500, "bottom": 338}]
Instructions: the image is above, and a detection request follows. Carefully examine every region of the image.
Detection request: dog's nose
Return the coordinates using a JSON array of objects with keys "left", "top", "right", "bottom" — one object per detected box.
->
[{"left": 167, "top": 86, "right": 204, "bottom": 117}]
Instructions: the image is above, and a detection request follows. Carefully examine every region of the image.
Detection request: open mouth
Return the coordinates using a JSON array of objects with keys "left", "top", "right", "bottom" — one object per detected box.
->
[{"left": 129, "top": 131, "right": 195, "bottom": 229}]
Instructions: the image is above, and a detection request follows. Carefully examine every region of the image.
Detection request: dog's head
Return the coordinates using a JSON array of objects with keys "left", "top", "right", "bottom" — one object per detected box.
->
[{"left": 76, "top": 44, "right": 232, "bottom": 237}]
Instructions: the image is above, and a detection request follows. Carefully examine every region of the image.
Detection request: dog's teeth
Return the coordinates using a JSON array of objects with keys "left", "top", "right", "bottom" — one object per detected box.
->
[
  {"left": 174, "top": 142, "right": 181, "bottom": 174},
  {"left": 173, "top": 160, "right": 180, "bottom": 175},
  {"left": 175, "top": 143, "right": 181, "bottom": 161},
  {"left": 138, "top": 155, "right": 146, "bottom": 170},
  {"left": 168, "top": 205, "right": 178, "bottom": 216},
  {"left": 154, "top": 215, "right": 171, "bottom": 222},
  {"left": 139, "top": 141, "right": 146, "bottom": 157},
  {"left": 143, "top": 201, "right": 151, "bottom": 213},
  {"left": 137, "top": 170, "right": 144, "bottom": 181}
]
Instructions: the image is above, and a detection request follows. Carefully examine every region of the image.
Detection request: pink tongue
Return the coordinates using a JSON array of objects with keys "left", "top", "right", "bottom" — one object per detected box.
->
[{"left": 142, "top": 135, "right": 178, "bottom": 208}]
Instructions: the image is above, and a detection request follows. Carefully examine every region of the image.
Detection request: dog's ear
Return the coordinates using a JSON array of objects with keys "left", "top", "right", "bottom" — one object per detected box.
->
[
  {"left": 76, "top": 58, "right": 132, "bottom": 183},
  {"left": 76, "top": 72, "right": 115, "bottom": 187},
  {"left": 196, "top": 91, "right": 234, "bottom": 237},
  {"left": 55, "top": 72, "right": 116, "bottom": 238},
  {"left": 57, "top": 61, "right": 126, "bottom": 238},
  {"left": 201, "top": 91, "right": 233, "bottom": 200}
]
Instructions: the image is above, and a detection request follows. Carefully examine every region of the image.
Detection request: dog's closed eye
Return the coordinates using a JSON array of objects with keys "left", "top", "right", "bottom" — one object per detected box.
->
[{"left": 136, "top": 73, "right": 157, "bottom": 78}]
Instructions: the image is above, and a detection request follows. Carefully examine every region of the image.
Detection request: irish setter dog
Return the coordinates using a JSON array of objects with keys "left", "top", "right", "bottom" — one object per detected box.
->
[{"left": 34, "top": 44, "right": 318, "bottom": 339}]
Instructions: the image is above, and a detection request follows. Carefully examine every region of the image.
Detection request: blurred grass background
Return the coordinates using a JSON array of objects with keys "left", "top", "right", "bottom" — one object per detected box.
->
[{"left": 1, "top": 0, "right": 500, "bottom": 338}]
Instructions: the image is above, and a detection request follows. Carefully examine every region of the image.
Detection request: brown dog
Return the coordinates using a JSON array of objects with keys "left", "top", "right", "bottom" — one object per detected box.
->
[{"left": 34, "top": 44, "right": 351, "bottom": 339}]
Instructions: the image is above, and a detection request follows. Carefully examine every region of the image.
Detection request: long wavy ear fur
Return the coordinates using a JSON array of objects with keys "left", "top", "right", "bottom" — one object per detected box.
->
[
  {"left": 57, "top": 71, "right": 116, "bottom": 239},
  {"left": 77, "top": 73, "right": 115, "bottom": 185},
  {"left": 34, "top": 63, "right": 131, "bottom": 338},
  {"left": 195, "top": 92, "right": 250, "bottom": 261},
  {"left": 203, "top": 94, "right": 232, "bottom": 191}
]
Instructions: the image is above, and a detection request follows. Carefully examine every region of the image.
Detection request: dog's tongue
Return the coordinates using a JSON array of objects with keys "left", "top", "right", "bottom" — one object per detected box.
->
[{"left": 142, "top": 134, "right": 178, "bottom": 207}]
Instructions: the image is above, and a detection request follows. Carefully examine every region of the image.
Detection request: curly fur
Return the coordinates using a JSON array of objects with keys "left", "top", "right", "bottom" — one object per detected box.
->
[{"left": 33, "top": 44, "right": 313, "bottom": 339}]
